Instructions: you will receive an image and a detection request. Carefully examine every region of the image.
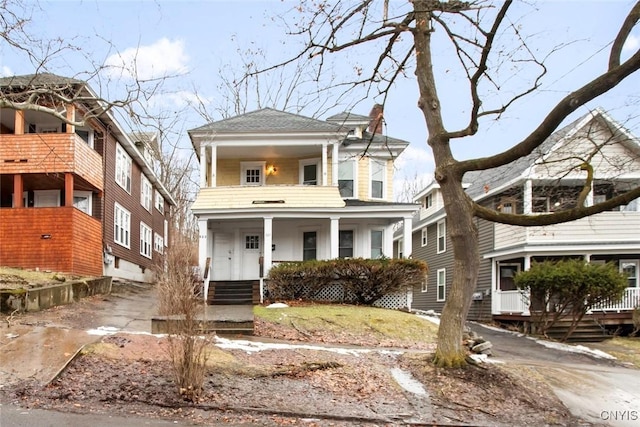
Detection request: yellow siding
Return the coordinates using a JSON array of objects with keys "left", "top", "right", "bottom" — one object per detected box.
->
[
  {"left": 217, "top": 159, "right": 241, "bottom": 186},
  {"left": 357, "top": 157, "right": 369, "bottom": 199},
  {"left": 192, "top": 185, "right": 346, "bottom": 210}
]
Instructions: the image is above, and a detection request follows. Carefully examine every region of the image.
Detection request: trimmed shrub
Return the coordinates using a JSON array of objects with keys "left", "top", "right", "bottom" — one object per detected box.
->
[{"left": 266, "top": 257, "right": 428, "bottom": 305}]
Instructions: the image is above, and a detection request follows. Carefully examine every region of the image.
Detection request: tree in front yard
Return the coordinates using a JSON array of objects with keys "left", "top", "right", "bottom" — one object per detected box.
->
[{"left": 515, "top": 259, "right": 628, "bottom": 341}]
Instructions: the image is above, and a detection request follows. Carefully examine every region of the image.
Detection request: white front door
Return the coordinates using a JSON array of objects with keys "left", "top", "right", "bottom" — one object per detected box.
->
[
  {"left": 34, "top": 190, "right": 60, "bottom": 207},
  {"left": 212, "top": 233, "right": 233, "bottom": 280},
  {"left": 241, "top": 232, "right": 261, "bottom": 280}
]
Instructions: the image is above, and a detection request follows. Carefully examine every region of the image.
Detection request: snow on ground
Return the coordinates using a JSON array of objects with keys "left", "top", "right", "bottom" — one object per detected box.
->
[
  {"left": 416, "top": 315, "right": 440, "bottom": 325},
  {"left": 390, "top": 367, "right": 428, "bottom": 395}
]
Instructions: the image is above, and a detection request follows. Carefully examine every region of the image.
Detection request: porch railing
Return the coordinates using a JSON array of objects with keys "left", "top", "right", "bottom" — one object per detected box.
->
[
  {"left": 590, "top": 287, "right": 640, "bottom": 312},
  {"left": 495, "top": 290, "right": 530, "bottom": 315}
]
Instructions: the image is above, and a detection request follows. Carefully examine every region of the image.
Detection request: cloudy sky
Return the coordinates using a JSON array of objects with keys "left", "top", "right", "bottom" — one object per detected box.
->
[{"left": 1, "top": 0, "right": 638, "bottom": 200}]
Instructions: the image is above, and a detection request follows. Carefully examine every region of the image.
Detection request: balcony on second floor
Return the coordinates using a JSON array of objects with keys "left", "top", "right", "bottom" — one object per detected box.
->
[{"left": 494, "top": 211, "right": 640, "bottom": 250}]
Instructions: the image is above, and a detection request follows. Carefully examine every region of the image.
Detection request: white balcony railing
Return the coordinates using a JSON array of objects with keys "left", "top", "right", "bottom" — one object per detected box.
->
[
  {"left": 494, "top": 211, "right": 640, "bottom": 250},
  {"left": 590, "top": 287, "right": 640, "bottom": 312},
  {"left": 494, "top": 287, "right": 639, "bottom": 315}
]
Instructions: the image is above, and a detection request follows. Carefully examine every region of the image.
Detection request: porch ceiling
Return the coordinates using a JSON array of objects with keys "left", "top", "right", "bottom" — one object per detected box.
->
[{"left": 214, "top": 144, "right": 323, "bottom": 159}]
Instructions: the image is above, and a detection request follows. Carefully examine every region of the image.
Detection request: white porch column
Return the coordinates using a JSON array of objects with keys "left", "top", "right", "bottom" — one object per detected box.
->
[
  {"left": 321, "top": 142, "right": 328, "bottom": 186},
  {"left": 199, "top": 146, "right": 207, "bottom": 188},
  {"left": 198, "top": 219, "right": 209, "bottom": 302},
  {"left": 402, "top": 216, "right": 413, "bottom": 258},
  {"left": 383, "top": 224, "right": 394, "bottom": 258},
  {"left": 263, "top": 217, "right": 273, "bottom": 277},
  {"left": 584, "top": 253, "right": 591, "bottom": 263},
  {"left": 523, "top": 179, "right": 533, "bottom": 214},
  {"left": 332, "top": 142, "right": 339, "bottom": 186},
  {"left": 524, "top": 255, "right": 531, "bottom": 271},
  {"left": 491, "top": 260, "right": 499, "bottom": 315},
  {"left": 585, "top": 181, "right": 594, "bottom": 207},
  {"left": 330, "top": 217, "right": 339, "bottom": 259},
  {"left": 210, "top": 144, "right": 217, "bottom": 187}
]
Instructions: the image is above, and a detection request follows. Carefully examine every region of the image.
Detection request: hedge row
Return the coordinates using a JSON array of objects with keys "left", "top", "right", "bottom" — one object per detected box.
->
[{"left": 266, "top": 257, "right": 428, "bottom": 305}]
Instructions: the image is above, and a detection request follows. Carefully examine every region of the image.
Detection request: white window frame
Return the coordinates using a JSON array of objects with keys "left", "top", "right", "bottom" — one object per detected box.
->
[
  {"left": 154, "top": 232, "right": 164, "bottom": 254},
  {"left": 369, "top": 158, "right": 386, "bottom": 200},
  {"left": 141, "top": 175, "right": 152, "bottom": 211},
  {"left": 437, "top": 268, "right": 446, "bottom": 302},
  {"left": 397, "top": 238, "right": 403, "bottom": 259},
  {"left": 338, "top": 158, "right": 357, "bottom": 198},
  {"left": 164, "top": 220, "right": 169, "bottom": 247},
  {"left": 339, "top": 229, "right": 355, "bottom": 259},
  {"left": 114, "top": 203, "right": 131, "bottom": 248},
  {"left": 424, "top": 193, "right": 433, "bottom": 209},
  {"left": 73, "top": 190, "right": 93, "bottom": 215},
  {"left": 155, "top": 190, "right": 164, "bottom": 214},
  {"left": 140, "top": 222, "right": 152, "bottom": 259},
  {"left": 421, "top": 278, "right": 428, "bottom": 293},
  {"left": 240, "top": 161, "right": 266, "bottom": 186},
  {"left": 437, "top": 219, "right": 446, "bottom": 254},
  {"left": 115, "top": 143, "right": 132, "bottom": 193},
  {"left": 620, "top": 259, "right": 639, "bottom": 288},
  {"left": 75, "top": 128, "right": 94, "bottom": 149},
  {"left": 421, "top": 227, "right": 428, "bottom": 247},
  {"left": 299, "top": 158, "right": 321, "bottom": 186}
]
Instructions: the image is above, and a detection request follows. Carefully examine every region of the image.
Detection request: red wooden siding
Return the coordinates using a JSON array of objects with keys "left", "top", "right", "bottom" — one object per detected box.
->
[{"left": 0, "top": 207, "right": 102, "bottom": 276}]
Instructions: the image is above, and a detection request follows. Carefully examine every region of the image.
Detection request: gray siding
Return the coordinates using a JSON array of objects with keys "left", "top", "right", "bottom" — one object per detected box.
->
[{"left": 467, "top": 217, "right": 494, "bottom": 322}]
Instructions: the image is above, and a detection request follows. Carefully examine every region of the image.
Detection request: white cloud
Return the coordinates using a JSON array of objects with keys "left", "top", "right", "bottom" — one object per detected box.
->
[
  {"left": 0, "top": 65, "right": 14, "bottom": 77},
  {"left": 103, "top": 38, "right": 189, "bottom": 80},
  {"left": 148, "top": 90, "right": 210, "bottom": 109},
  {"left": 623, "top": 34, "right": 639, "bottom": 52}
]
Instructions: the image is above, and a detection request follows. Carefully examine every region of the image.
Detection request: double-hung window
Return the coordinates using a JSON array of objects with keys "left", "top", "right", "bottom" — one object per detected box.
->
[
  {"left": 154, "top": 232, "right": 164, "bottom": 254},
  {"left": 140, "top": 222, "right": 152, "bottom": 259},
  {"left": 155, "top": 190, "right": 164, "bottom": 214},
  {"left": 338, "top": 160, "right": 356, "bottom": 198},
  {"left": 115, "top": 144, "right": 132, "bottom": 193},
  {"left": 370, "top": 230, "right": 383, "bottom": 259},
  {"left": 421, "top": 227, "right": 428, "bottom": 247},
  {"left": 114, "top": 203, "right": 131, "bottom": 248},
  {"left": 303, "top": 231, "right": 317, "bottom": 261},
  {"left": 370, "top": 159, "right": 386, "bottom": 199},
  {"left": 437, "top": 268, "right": 446, "bottom": 301},
  {"left": 300, "top": 159, "right": 320, "bottom": 185},
  {"left": 141, "top": 175, "right": 152, "bottom": 211},
  {"left": 437, "top": 219, "right": 446, "bottom": 254}
]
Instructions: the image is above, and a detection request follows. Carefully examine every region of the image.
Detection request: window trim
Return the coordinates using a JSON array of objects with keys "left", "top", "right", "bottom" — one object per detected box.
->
[
  {"left": 114, "top": 203, "right": 131, "bottom": 249},
  {"left": 154, "top": 232, "right": 164, "bottom": 254},
  {"left": 154, "top": 190, "right": 164, "bottom": 214},
  {"left": 437, "top": 219, "right": 446, "bottom": 254},
  {"left": 370, "top": 229, "right": 384, "bottom": 259},
  {"left": 299, "top": 158, "right": 321, "bottom": 186},
  {"left": 369, "top": 158, "right": 386, "bottom": 200},
  {"left": 339, "top": 229, "right": 354, "bottom": 259},
  {"left": 437, "top": 268, "right": 446, "bottom": 302},
  {"left": 302, "top": 231, "right": 318, "bottom": 261},
  {"left": 620, "top": 259, "right": 639, "bottom": 288},
  {"left": 73, "top": 190, "right": 93, "bottom": 215},
  {"left": 421, "top": 227, "right": 428, "bottom": 247},
  {"left": 240, "top": 161, "right": 266, "bottom": 186},
  {"left": 421, "top": 278, "right": 428, "bottom": 293},
  {"left": 115, "top": 143, "right": 132, "bottom": 193},
  {"left": 338, "top": 158, "right": 357, "bottom": 199},
  {"left": 140, "top": 222, "right": 152, "bottom": 259},
  {"left": 141, "top": 174, "right": 152, "bottom": 211}
]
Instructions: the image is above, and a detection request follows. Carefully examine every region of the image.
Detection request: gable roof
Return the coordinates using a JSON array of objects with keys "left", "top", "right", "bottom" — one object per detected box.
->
[
  {"left": 0, "top": 73, "right": 85, "bottom": 88},
  {"left": 189, "top": 108, "right": 342, "bottom": 134}
]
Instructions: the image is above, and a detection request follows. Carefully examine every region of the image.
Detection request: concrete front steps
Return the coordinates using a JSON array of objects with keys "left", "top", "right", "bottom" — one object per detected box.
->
[
  {"left": 207, "top": 280, "right": 260, "bottom": 305},
  {"left": 151, "top": 305, "right": 254, "bottom": 336}
]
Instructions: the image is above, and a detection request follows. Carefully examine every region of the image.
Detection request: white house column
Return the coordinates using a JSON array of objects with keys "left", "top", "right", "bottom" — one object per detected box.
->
[
  {"left": 524, "top": 255, "right": 531, "bottom": 271},
  {"left": 383, "top": 224, "right": 394, "bottom": 258},
  {"left": 210, "top": 144, "right": 217, "bottom": 187},
  {"left": 321, "top": 142, "right": 328, "bottom": 186},
  {"left": 263, "top": 217, "right": 273, "bottom": 277},
  {"left": 198, "top": 219, "right": 209, "bottom": 302},
  {"left": 585, "top": 181, "right": 594, "bottom": 207},
  {"left": 584, "top": 254, "right": 591, "bottom": 263},
  {"left": 199, "top": 146, "right": 207, "bottom": 188},
  {"left": 402, "top": 216, "right": 413, "bottom": 258},
  {"left": 332, "top": 142, "right": 339, "bottom": 186},
  {"left": 330, "top": 217, "right": 339, "bottom": 259},
  {"left": 523, "top": 179, "right": 533, "bottom": 214},
  {"left": 491, "top": 260, "right": 498, "bottom": 315}
]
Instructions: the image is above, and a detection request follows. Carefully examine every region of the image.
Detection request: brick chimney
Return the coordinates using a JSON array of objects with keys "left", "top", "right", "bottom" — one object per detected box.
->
[{"left": 368, "top": 103, "right": 384, "bottom": 134}]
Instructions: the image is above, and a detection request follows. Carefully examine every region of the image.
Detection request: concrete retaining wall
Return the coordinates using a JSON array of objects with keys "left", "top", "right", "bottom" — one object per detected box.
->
[{"left": 0, "top": 276, "right": 112, "bottom": 313}]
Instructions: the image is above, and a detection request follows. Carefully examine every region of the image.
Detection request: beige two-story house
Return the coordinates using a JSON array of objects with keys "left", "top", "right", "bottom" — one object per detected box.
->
[{"left": 188, "top": 107, "right": 419, "bottom": 304}]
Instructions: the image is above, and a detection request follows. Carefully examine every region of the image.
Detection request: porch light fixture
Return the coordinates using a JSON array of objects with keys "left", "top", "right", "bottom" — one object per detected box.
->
[{"left": 266, "top": 165, "right": 278, "bottom": 176}]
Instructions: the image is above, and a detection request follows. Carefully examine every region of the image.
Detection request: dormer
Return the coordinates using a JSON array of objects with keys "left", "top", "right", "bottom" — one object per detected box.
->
[
  {"left": 326, "top": 111, "right": 369, "bottom": 142},
  {"left": 414, "top": 181, "right": 443, "bottom": 220}
]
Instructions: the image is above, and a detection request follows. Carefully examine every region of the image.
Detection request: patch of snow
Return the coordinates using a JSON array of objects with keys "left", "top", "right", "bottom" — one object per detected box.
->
[
  {"left": 473, "top": 322, "right": 525, "bottom": 337},
  {"left": 390, "top": 368, "right": 428, "bottom": 395},
  {"left": 266, "top": 302, "right": 289, "bottom": 308},
  {"left": 5, "top": 333, "right": 19, "bottom": 339},
  {"left": 468, "top": 354, "right": 504, "bottom": 364},
  {"left": 86, "top": 326, "right": 120, "bottom": 336},
  {"left": 417, "top": 315, "right": 440, "bottom": 325},
  {"left": 214, "top": 336, "right": 403, "bottom": 357},
  {"left": 531, "top": 338, "right": 617, "bottom": 360}
]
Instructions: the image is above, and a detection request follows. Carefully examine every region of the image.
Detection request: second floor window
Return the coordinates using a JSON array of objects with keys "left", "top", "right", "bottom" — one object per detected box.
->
[
  {"left": 141, "top": 175, "right": 152, "bottom": 211},
  {"left": 155, "top": 190, "right": 164, "bottom": 214},
  {"left": 338, "top": 160, "right": 355, "bottom": 198},
  {"left": 241, "top": 162, "right": 265, "bottom": 186},
  {"left": 421, "top": 227, "right": 428, "bottom": 247},
  {"left": 300, "top": 160, "right": 320, "bottom": 185},
  {"left": 115, "top": 144, "right": 132, "bottom": 193},
  {"left": 424, "top": 194, "right": 433, "bottom": 209},
  {"left": 370, "top": 159, "right": 385, "bottom": 199},
  {"left": 114, "top": 203, "right": 130, "bottom": 248},
  {"left": 437, "top": 219, "right": 446, "bottom": 254}
]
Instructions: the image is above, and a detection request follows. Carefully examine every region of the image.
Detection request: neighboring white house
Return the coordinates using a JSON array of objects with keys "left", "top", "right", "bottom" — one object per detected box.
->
[
  {"left": 401, "top": 108, "right": 640, "bottom": 323},
  {"left": 188, "top": 107, "right": 419, "bottom": 304}
]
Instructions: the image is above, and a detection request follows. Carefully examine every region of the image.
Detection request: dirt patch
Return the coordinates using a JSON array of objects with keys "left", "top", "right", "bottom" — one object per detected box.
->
[{"left": 1, "top": 321, "right": 591, "bottom": 426}]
